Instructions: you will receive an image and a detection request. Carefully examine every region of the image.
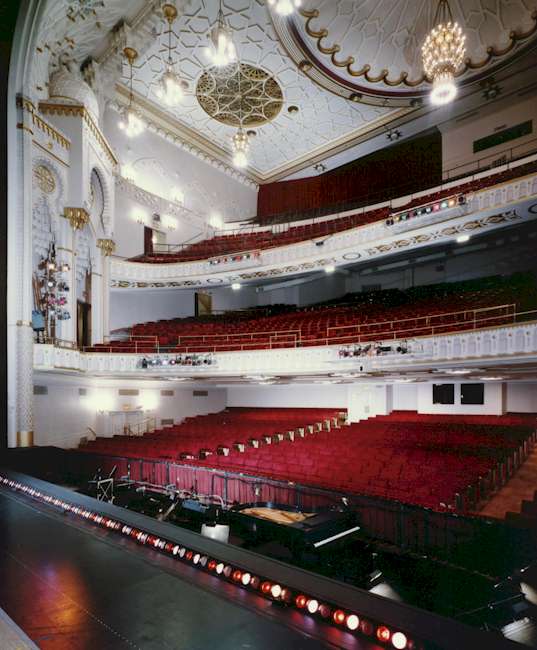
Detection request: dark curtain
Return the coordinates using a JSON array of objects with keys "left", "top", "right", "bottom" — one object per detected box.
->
[{"left": 257, "top": 130, "right": 442, "bottom": 222}]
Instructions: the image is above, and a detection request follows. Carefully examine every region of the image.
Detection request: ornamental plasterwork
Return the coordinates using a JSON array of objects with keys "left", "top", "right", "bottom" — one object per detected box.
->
[
  {"left": 196, "top": 64, "right": 284, "bottom": 128},
  {"left": 34, "top": 164, "right": 56, "bottom": 194},
  {"left": 288, "top": 0, "right": 537, "bottom": 97}
]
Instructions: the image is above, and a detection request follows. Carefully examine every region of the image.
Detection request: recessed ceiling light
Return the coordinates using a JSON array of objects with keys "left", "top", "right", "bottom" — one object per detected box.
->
[
  {"left": 324, "top": 264, "right": 336, "bottom": 274},
  {"left": 456, "top": 234, "right": 470, "bottom": 243},
  {"left": 394, "top": 378, "right": 414, "bottom": 383},
  {"left": 231, "top": 282, "right": 241, "bottom": 290},
  {"left": 442, "top": 368, "right": 473, "bottom": 375},
  {"left": 479, "top": 376, "right": 504, "bottom": 381}
]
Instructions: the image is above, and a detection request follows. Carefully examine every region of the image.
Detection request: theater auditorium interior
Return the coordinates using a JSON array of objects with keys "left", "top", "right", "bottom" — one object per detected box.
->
[{"left": 2, "top": 1, "right": 537, "bottom": 649}]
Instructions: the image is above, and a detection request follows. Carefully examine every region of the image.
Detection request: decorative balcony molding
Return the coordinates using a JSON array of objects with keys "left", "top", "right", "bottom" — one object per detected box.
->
[
  {"left": 34, "top": 322, "right": 537, "bottom": 378},
  {"left": 110, "top": 169, "right": 537, "bottom": 289}
]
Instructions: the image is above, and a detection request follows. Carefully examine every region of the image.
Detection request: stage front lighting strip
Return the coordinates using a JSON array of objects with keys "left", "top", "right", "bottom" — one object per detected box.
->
[
  {"left": 0, "top": 475, "right": 418, "bottom": 650},
  {"left": 386, "top": 195, "right": 465, "bottom": 226}
]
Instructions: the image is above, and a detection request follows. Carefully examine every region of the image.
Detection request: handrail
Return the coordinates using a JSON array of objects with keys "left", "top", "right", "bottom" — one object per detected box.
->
[{"left": 114, "top": 416, "right": 157, "bottom": 437}]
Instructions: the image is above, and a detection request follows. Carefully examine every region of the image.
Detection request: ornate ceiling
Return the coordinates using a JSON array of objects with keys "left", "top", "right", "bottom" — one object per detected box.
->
[{"left": 27, "top": 0, "right": 537, "bottom": 183}]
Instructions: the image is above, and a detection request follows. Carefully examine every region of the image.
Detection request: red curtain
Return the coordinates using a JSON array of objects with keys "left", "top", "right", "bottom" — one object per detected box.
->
[{"left": 257, "top": 131, "right": 442, "bottom": 222}]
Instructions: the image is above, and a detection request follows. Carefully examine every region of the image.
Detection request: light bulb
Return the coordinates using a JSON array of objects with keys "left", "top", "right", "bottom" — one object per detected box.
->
[
  {"left": 268, "top": 0, "right": 302, "bottom": 15},
  {"left": 155, "top": 69, "right": 184, "bottom": 106}
]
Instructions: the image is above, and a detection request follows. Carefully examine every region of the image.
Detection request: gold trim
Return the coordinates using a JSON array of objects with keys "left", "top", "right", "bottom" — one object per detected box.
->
[
  {"left": 300, "top": 7, "right": 537, "bottom": 88},
  {"left": 97, "top": 238, "right": 116, "bottom": 256},
  {"left": 64, "top": 207, "right": 90, "bottom": 230},
  {"left": 39, "top": 102, "right": 118, "bottom": 166},
  {"left": 17, "top": 96, "right": 70, "bottom": 148},
  {"left": 32, "top": 139, "right": 70, "bottom": 167},
  {"left": 17, "top": 123, "right": 34, "bottom": 136},
  {"left": 16, "top": 431, "right": 34, "bottom": 447}
]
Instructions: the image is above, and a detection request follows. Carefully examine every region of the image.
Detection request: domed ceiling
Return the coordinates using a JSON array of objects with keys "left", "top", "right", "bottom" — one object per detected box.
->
[
  {"left": 27, "top": 0, "right": 537, "bottom": 183},
  {"left": 276, "top": 0, "right": 537, "bottom": 101}
]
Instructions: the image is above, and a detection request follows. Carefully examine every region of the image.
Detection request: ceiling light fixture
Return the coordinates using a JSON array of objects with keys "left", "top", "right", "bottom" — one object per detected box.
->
[
  {"left": 268, "top": 0, "right": 302, "bottom": 16},
  {"left": 155, "top": 4, "right": 186, "bottom": 106},
  {"left": 119, "top": 47, "right": 145, "bottom": 137},
  {"left": 207, "top": 0, "right": 237, "bottom": 67},
  {"left": 231, "top": 282, "right": 241, "bottom": 290},
  {"left": 422, "top": 0, "right": 466, "bottom": 105},
  {"left": 456, "top": 234, "right": 470, "bottom": 243},
  {"left": 442, "top": 368, "right": 472, "bottom": 375},
  {"left": 479, "top": 376, "right": 504, "bottom": 381},
  {"left": 231, "top": 127, "right": 249, "bottom": 168},
  {"left": 324, "top": 264, "right": 336, "bottom": 274}
]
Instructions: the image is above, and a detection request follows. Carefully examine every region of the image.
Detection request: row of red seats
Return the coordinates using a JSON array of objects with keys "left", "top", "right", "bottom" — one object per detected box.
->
[
  {"left": 79, "top": 410, "right": 536, "bottom": 512},
  {"left": 87, "top": 281, "right": 518, "bottom": 353},
  {"left": 129, "top": 159, "right": 537, "bottom": 264}
]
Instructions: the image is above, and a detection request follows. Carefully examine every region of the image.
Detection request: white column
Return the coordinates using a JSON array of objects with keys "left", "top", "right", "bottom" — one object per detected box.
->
[
  {"left": 56, "top": 216, "right": 76, "bottom": 344},
  {"left": 8, "top": 98, "right": 35, "bottom": 446}
]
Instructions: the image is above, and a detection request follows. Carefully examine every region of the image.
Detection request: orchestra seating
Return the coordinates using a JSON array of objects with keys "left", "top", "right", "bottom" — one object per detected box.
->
[
  {"left": 79, "top": 410, "right": 536, "bottom": 513},
  {"left": 129, "top": 159, "right": 537, "bottom": 264},
  {"left": 80, "top": 408, "right": 342, "bottom": 460},
  {"left": 87, "top": 273, "right": 535, "bottom": 354}
]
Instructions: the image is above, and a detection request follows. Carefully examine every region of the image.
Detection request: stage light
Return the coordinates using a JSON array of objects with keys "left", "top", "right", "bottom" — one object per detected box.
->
[
  {"left": 193, "top": 553, "right": 201, "bottom": 564},
  {"left": 324, "top": 264, "right": 336, "bottom": 274},
  {"left": 231, "top": 282, "right": 241, "bottom": 290},
  {"left": 250, "top": 576, "right": 260, "bottom": 590},
  {"left": 241, "top": 572, "right": 251, "bottom": 586},
  {"left": 271, "top": 584, "right": 282, "bottom": 599},
  {"left": 456, "top": 234, "right": 470, "bottom": 243},
  {"left": 261, "top": 581, "right": 272, "bottom": 594},
  {"left": 306, "top": 599, "right": 319, "bottom": 614},
  {"left": 333, "top": 610, "right": 346, "bottom": 625},
  {"left": 377, "top": 626, "right": 391, "bottom": 642},
  {"left": 172, "top": 545, "right": 180, "bottom": 555},
  {"left": 200, "top": 556, "right": 208, "bottom": 567},
  {"left": 346, "top": 614, "right": 360, "bottom": 631},
  {"left": 232, "top": 569, "right": 242, "bottom": 582},
  {"left": 319, "top": 604, "right": 331, "bottom": 618},
  {"left": 360, "top": 619, "right": 374, "bottom": 635},
  {"left": 216, "top": 562, "right": 224, "bottom": 574},
  {"left": 223, "top": 565, "right": 233, "bottom": 578},
  {"left": 208, "top": 560, "right": 217, "bottom": 571},
  {"left": 295, "top": 594, "right": 307, "bottom": 608},
  {"left": 179, "top": 547, "right": 186, "bottom": 558},
  {"left": 186, "top": 550, "right": 193, "bottom": 561},
  {"left": 391, "top": 632, "right": 408, "bottom": 649},
  {"left": 280, "top": 588, "right": 293, "bottom": 603}
]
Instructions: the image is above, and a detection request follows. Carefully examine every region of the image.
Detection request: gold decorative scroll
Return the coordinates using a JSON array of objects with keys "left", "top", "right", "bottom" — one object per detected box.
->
[
  {"left": 97, "top": 238, "right": 116, "bottom": 256},
  {"left": 64, "top": 206, "right": 90, "bottom": 230}
]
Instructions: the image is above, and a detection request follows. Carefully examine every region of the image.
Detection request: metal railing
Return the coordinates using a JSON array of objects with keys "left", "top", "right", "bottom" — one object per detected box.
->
[
  {"left": 113, "top": 416, "right": 157, "bottom": 437},
  {"left": 84, "top": 303, "right": 525, "bottom": 354}
]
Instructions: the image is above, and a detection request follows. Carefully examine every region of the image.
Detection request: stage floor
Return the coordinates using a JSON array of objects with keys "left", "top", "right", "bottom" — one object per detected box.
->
[{"left": 0, "top": 487, "right": 372, "bottom": 650}]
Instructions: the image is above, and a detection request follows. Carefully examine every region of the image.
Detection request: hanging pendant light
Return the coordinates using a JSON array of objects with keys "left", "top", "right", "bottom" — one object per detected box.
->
[
  {"left": 231, "top": 127, "right": 249, "bottom": 168},
  {"left": 155, "top": 4, "right": 186, "bottom": 106},
  {"left": 422, "top": 0, "right": 466, "bottom": 105},
  {"left": 268, "top": 0, "right": 302, "bottom": 16},
  {"left": 207, "top": 0, "right": 237, "bottom": 67},
  {"left": 119, "top": 47, "right": 146, "bottom": 137}
]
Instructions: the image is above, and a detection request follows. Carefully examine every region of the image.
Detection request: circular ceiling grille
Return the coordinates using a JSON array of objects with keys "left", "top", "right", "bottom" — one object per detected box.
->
[{"left": 196, "top": 63, "right": 284, "bottom": 127}]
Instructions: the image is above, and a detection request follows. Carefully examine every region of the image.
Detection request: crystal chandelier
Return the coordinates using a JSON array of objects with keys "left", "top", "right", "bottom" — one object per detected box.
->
[
  {"left": 231, "top": 128, "right": 249, "bottom": 168},
  {"left": 422, "top": 0, "right": 466, "bottom": 105},
  {"left": 207, "top": 0, "right": 237, "bottom": 67},
  {"left": 268, "top": 0, "right": 302, "bottom": 16},
  {"left": 155, "top": 4, "right": 185, "bottom": 106},
  {"left": 119, "top": 47, "right": 146, "bottom": 137}
]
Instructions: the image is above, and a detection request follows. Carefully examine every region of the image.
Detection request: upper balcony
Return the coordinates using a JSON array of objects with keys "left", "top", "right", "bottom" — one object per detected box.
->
[{"left": 111, "top": 148, "right": 537, "bottom": 290}]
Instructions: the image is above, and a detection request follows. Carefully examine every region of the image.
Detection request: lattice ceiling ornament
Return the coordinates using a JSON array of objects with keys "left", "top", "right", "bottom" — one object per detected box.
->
[
  {"left": 196, "top": 63, "right": 284, "bottom": 128},
  {"left": 422, "top": 0, "right": 466, "bottom": 105}
]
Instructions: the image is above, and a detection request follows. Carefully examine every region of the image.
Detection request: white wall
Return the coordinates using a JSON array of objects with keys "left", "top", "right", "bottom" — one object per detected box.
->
[
  {"left": 416, "top": 382, "right": 505, "bottom": 415},
  {"left": 506, "top": 383, "right": 537, "bottom": 413},
  {"left": 393, "top": 384, "right": 419, "bottom": 411},
  {"left": 110, "top": 290, "right": 197, "bottom": 331},
  {"left": 226, "top": 384, "right": 348, "bottom": 409},
  {"left": 441, "top": 96, "right": 537, "bottom": 176},
  {"left": 33, "top": 373, "right": 227, "bottom": 447},
  {"left": 104, "top": 105, "right": 258, "bottom": 258}
]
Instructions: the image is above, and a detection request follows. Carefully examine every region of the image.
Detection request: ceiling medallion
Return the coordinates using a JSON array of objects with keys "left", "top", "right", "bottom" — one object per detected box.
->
[{"left": 196, "top": 63, "right": 284, "bottom": 127}]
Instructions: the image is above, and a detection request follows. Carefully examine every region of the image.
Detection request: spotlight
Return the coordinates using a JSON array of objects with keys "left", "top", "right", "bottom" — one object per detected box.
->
[
  {"left": 319, "top": 604, "right": 331, "bottom": 618},
  {"left": 306, "top": 599, "right": 319, "bottom": 614},
  {"left": 223, "top": 565, "right": 233, "bottom": 578},
  {"left": 232, "top": 569, "right": 242, "bottom": 582},
  {"left": 324, "top": 264, "right": 336, "bottom": 274},
  {"left": 295, "top": 594, "right": 308, "bottom": 608},
  {"left": 333, "top": 610, "right": 346, "bottom": 625},
  {"left": 346, "top": 614, "right": 360, "bottom": 631},
  {"left": 261, "top": 581, "right": 272, "bottom": 594},
  {"left": 271, "top": 584, "right": 282, "bottom": 599},
  {"left": 216, "top": 562, "right": 224, "bottom": 574},
  {"left": 231, "top": 282, "right": 241, "bottom": 290},
  {"left": 377, "top": 626, "right": 391, "bottom": 642},
  {"left": 391, "top": 632, "right": 408, "bottom": 649},
  {"left": 241, "top": 572, "right": 251, "bottom": 586},
  {"left": 456, "top": 234, "right": 470, "bottom": 243}
]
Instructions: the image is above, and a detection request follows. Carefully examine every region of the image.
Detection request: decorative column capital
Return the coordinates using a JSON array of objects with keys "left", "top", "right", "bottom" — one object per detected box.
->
[
  {"left": 97, "top": 238, "right": 116, "bottom": 256},
  {"left": 64, "top": 207, "right": 90, "bottom": 230}
]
